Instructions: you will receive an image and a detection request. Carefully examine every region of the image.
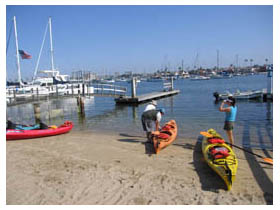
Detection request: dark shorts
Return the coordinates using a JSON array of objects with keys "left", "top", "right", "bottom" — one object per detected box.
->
[
  {"left": 141, "top": 115, "right": 155, "bottom": 132},
  {"left": 224, "top": 121, "right": 234, "bottom": 131}
]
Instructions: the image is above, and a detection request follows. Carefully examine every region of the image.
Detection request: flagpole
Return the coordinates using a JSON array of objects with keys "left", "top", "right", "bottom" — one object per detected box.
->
[{"left": 13, "top": 16, "right": 23, "bottom": 86}]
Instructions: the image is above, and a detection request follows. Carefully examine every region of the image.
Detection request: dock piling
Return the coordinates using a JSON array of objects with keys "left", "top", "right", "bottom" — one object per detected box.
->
[
  {"left": 56, "top": 85, "right": 58, "bottom": 97},
  {"left": 82, "top": 83, "right": 85, "bottom": 96},
  {"left": 33, "top": 103, "right": 41, "bottom": 124},
  {"left": 171, "top": 77, "right": 174, "bottom": 91},
  {"left": 131, "top": 77, "right": 137, "bottom": 98},
  {"left": 267, "top": 64, "right": 273, "bottom": 98},
  {"left": 77, "top": 95, "right": 85, "bottom": 115}
]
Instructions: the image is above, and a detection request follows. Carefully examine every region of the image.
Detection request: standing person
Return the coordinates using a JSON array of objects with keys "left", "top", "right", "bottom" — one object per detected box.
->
[
  {"left": 219, "top": 96, "right": 237, "bottom": 147},
  {"left": 141, "top": 108, "right": 165, "bottom": 143}
]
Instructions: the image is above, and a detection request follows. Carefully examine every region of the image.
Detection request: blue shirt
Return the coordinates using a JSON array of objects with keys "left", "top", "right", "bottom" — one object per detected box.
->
[{"left": 225, "top": 106, "right": 237, "bottom": 122}]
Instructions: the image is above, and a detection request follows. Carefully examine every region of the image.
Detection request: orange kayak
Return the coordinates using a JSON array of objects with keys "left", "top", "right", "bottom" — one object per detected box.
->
[{"left": 152, "top": 120, "right": 177, "bottom": 154}]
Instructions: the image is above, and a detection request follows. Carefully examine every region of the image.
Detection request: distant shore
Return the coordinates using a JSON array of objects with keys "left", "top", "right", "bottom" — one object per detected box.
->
[{"left": 6, "top": 130, "right": 273, "bottom": 205}]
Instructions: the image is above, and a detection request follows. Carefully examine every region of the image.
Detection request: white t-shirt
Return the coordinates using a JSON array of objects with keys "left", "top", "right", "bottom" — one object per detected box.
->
[
  {"left": 143, "top": 104, "right": 156, "bottom": 112},
  {"left": 156, "top": 112, "right": 162, "bottom": 122}
]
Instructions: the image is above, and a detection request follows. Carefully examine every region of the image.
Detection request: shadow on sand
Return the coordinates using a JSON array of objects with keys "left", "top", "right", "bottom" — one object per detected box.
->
[
  {"left": 119, "top": 133, "right": 146, "bottom": 139},
  {"left": 192, "top": 136, "right": 227, "bottom": 192},
  {"left": 118, "top": 133, "right": 155, "bottom": 156},
  {"left": 241, "top": 123, "right": 273, "bottom": 204}
]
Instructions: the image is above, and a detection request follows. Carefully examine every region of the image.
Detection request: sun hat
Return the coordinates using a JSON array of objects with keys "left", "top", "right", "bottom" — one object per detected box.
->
[{"left": 150, "top": 100, "right": 157, "bottom": 106}]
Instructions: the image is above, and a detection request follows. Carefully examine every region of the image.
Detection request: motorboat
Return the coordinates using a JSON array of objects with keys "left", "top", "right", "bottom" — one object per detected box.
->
[{"left": 213, "top": 89, "right": 263, "bottom": 101}]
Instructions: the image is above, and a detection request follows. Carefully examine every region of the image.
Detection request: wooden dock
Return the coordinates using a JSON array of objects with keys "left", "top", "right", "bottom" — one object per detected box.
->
[{"left": 115, "top": 90, "right": 180, "bottom": 104}]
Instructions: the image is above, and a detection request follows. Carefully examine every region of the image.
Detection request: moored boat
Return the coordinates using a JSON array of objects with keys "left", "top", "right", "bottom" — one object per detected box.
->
[
  {"left": 213, "top": 89, "right": 263, "bottom": 101},
  {"left": 190, "top": 76, "right": 210, "bottom": 80},
  {"left": 201, "top": 129, "right": 238, "bottom": 190},
  {"left": 151, "top": 120, "right": 177, "bottom": 154},
  {"left": 6, "top": 121, "right": 73, "bottom": 140},
  {"left": 211, "top": 74, "right": 223, "bottom": 79}
]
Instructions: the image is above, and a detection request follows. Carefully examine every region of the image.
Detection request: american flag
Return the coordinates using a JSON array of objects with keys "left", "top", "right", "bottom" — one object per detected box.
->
[{"left": 18, "top": 50, "right": 32, "bottom": 59}]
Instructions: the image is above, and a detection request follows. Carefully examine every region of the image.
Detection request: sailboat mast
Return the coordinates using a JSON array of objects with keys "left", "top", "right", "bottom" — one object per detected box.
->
[
  {"left": 13, "top": 16, "right": 23, "bottom": 86},
  {"left": 217, "top": 49, "right": 219, "bottom": 71},
  {"left": 49, "top": 17, "right": 55, "bottom": 77},
  {"left": 236, "top": 54, "right": 239, "bottom": 69},
  {"left": 32, "top": 20, "right": 49, "bottom": 84}
]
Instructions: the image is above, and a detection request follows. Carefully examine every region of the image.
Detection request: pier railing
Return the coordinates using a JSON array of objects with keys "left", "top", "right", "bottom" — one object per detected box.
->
[
  {"left": 93, "top": 83, "right": 127, "bottom": 96},
  {"left": 6, "top": 83, "right": 127, "bottom": 106}
]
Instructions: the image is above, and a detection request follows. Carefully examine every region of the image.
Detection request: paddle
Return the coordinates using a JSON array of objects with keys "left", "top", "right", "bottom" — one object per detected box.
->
[{"left": 200, "top": 131, "right": 273, "bottom": 165}]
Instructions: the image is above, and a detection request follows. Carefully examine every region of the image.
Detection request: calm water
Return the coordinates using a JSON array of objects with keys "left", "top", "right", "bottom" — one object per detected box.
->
[{"left": 7, "top": 74, "right": 273, "bottom": 150}]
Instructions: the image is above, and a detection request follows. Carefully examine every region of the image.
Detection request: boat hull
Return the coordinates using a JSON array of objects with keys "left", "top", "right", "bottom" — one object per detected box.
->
[
  {"left": 214, "top": 90, "right": 263, "bottom": 100},
  {"left": 152, "top": 120, "right": 177, "bottom": 154},
  {"left": 190, "top": 76, "right": 210, "bottom": 80},
  {"left": 6, "top": 121, "right": 73, "bottom": 140},
  {"left": 201, "top": 130, "right": 238, "bottom": 190}
]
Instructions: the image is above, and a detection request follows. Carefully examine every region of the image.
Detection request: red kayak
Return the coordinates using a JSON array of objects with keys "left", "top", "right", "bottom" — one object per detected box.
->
[{"left": 6, "top": 121, "right": 73, "bottom": 140}]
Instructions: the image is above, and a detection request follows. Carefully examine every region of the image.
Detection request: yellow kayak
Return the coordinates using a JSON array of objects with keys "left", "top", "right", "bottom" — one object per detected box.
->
[{"left": 201, "top": 129, "right": 238, "bottom": 190}]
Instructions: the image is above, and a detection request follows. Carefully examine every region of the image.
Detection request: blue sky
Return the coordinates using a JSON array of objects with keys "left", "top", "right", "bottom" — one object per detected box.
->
[{"left": 6, "top": 5, "right": 273, "bottom": 80}]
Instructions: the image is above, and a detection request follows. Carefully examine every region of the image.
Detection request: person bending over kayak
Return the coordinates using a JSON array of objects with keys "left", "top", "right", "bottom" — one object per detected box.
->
[
  {"left": 219, "top": 96, "right": 237, "bottom": 147},
  {"left": 141, "top": 100, "right": 157, "bottom": 142},
  {"left": 141, "top": 108, "right": 165, "bottom": 143}
]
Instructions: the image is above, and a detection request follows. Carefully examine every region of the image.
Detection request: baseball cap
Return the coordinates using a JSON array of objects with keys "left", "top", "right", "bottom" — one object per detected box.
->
[
  {"left": 226, "top": 96, "right": 235, "bottom": 104},
  {"left": 159, "top": 108, "right": 165, "bottom": 114}
]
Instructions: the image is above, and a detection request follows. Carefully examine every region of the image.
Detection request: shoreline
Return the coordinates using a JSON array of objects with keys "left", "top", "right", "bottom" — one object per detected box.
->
[{"left": 6, "top": 130, "right": 273, "bottom": 205}]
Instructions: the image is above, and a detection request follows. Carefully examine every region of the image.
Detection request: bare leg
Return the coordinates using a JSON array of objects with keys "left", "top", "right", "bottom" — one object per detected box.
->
[{"left": 226, "top": 130, "right": 234, "bottom": 147}]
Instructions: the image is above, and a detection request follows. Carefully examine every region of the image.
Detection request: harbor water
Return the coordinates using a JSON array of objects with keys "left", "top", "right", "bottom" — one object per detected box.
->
[{"left": 7, "top": 74, "right": 273, "bottom": 150}]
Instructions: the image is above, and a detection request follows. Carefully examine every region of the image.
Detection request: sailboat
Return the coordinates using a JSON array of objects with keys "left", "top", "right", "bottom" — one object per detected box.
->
[
  {"left": 6, "top": 16, "right": 54, "bottom": 102},
  {"left": 32, "top": 17, "right": 69, "bottom": 86}
]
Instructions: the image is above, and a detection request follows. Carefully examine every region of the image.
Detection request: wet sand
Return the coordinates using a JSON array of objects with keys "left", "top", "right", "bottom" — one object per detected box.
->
[{"left": 6, "top": 130, "right": 273, "bottom": 205}]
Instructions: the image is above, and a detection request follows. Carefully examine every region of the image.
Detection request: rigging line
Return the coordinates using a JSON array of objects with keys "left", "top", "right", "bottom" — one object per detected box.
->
[
  {"left": 32, "top": 20, "right": 49, "bottom": 84},
  {"left": 6, "top": 20, "right": 13, "bottom": 55}
]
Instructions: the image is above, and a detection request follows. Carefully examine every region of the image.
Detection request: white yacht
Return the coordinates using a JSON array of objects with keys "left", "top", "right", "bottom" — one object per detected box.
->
[{"left": 190, "top": 76, "right": 210, "bottom": 80}]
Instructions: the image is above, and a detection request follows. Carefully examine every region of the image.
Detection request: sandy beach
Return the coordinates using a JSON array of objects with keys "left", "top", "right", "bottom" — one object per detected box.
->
[{"left": 6, "top": 130, "right": 273, "bottom": 205}]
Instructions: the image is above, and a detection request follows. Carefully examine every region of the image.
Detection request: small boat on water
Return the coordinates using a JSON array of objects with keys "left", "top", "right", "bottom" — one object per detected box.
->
[
  {"left": 190, "top": 76, "right": 210, "bottom": 81},
  {"left": 6, "top": 121, "right": 73, "bottom": 140},
  {"left": 116, "top": 78, "right": 128, "bottom": 82},
  {"left": 211, "top": 74, "right": 223, "bottom": 79},
  {"left": 213, "top": 89, "right": 263, "bottom": 101},
  {"left": 146, "top": 77, "right": 164, "bottom": 82},
  {"left": 102, "top": 79, "right": 115, "bottom": 83},
  {"left": 127, "top": 79, "right": 141, "bottom": 83},
  {"left": 201, "top": 129, "right": 238, "bottom": 190},
  {"left": 151, "top": 120, "right": 177, "bottom": 154}
]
